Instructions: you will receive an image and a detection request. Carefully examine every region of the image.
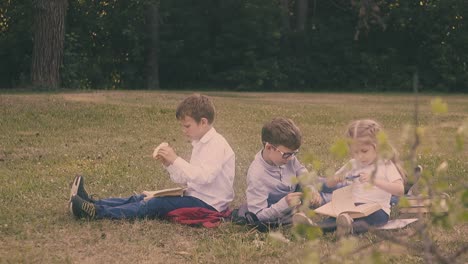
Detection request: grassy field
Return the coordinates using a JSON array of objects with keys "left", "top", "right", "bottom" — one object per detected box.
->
[{"left": 0, "top": 91, "right": 467, "bottom": 263}]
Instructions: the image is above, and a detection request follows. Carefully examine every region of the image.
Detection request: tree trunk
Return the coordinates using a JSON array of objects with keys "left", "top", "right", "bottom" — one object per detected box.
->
[
  {"left": 145, "top": 1, "right": 160, "bottom": 90},
  {"left": 296, "top": 0, "right": 308, "bottom": 32},
  {"left": 279, "top": 0, "right": 291, "bottom": 52},
  {"left": 31, "top": 0, "right": 68, "bottom": 89}
]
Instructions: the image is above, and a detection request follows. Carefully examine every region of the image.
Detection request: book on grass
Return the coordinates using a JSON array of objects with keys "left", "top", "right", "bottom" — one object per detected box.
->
[
  {"left": 398, "top": 195, "right": 448, "bottom": 214},
  {"left": 149, "top": 187, "right": 186, "bottom": 198},
  {"left": 314, "top": 185, "right": 381, "bottom": 219}
]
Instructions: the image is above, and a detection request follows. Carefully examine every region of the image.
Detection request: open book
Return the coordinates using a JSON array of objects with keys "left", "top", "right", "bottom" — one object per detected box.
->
[
  {"left": 314, "top": 185, "right": 381, "bottom": 219},
  {"left": 147, "top": 187, "right": 186, "bottom": 198},
  {"left": 153, "top": 187, "right": 187, "bottom": 197}
]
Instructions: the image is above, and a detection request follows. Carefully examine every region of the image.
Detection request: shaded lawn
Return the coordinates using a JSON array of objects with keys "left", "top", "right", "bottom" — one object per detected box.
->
[{"left": 0, "top": 91, "right": 467, "bottom": 263}]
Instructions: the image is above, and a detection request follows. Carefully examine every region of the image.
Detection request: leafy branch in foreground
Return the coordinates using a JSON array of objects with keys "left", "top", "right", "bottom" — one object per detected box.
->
[{"left": 285, "top": 97, "right": 468, "bottom": 263}]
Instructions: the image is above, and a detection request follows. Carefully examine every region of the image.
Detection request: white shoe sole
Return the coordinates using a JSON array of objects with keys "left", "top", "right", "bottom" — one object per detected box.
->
[
  {"left": 292, "top": 213, "right": 316, "bottom": 226},
  {"left": 69, "top": 176, "right": 81, "bottom": 214},
  {"left": 336, "top": 214, "right": 353, "bottom": 237}
]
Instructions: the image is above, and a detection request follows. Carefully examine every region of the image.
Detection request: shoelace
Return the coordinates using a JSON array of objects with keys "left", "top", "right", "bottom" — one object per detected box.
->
[{"left": 82, "top": 201, "right": 96, "bottom": 218}]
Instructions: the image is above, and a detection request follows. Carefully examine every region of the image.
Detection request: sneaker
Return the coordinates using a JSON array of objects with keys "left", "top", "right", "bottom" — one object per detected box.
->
[
  {"left": 336, "top": 213, "right": 353, "bottom": 237},
  {"left": 71, "top": 195, "right": 96, "bottom": 219},
  {"left": 292, "top": 212, "right": 316, "bottom": 226},
  {"left": 69, "top": 175, "right": 81, "bottom": 201},
  {"left": 76, "top": 176, "right": 93, "bottom": 203},
  {"left": 70, "top": 175, "right": 93, "bottom": 201},
  {"left": 69, "top": 175, "right": 81, "bottom": 214}
]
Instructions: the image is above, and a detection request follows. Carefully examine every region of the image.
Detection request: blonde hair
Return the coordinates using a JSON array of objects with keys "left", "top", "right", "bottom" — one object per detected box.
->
[{"left": 346, "top": 119, "right": 407, "bottom": 182}]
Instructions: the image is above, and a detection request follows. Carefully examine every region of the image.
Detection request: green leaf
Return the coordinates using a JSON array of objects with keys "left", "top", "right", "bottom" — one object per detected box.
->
[
  {"left": 293, "top": 224, "right": 322, "bottom": 241},
  {"left": 462, "top": 189, "right": 468, "bottom": 207},
  {"left": 399, "top": 196, "right": 410, "bottom": 207},
  {"left": 456, "top": 126, "right": 465, "bottom": 151},
  {"left": 330, "top": 138, "right": 349, "bottom": 159},
  {"left": 269, "top": 231, "right": 290, "bottom": 244},
  {"left": 338, "top": 237, "right": 358, "bottom": 255},
  {"left": 431, "top": 97, "right": 448, "bottom": 114},
  {"left": 459, "top": 211, "right": 468, "bottom": 222}
]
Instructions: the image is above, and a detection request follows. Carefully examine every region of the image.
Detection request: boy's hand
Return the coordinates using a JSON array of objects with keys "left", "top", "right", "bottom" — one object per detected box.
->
[
  {"left": 142, "top": 191, "right": 156, "bottom": 201},
  {"left": 309, "top": 191, "right": 322, "bottom": 207},
  {"left": 157, "top": 145, "right": 178, "bottom": 166},
  {"left": 152, "top": 142, "right": 169, "bottom": 159},
  {"left": 285, "top": 192, "right": 302, "bottom": 207}
]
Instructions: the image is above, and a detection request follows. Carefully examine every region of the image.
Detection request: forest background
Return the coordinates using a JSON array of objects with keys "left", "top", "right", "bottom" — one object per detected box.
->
[{"left": 0, "top": 0, "right": 467, "bottom": 92}]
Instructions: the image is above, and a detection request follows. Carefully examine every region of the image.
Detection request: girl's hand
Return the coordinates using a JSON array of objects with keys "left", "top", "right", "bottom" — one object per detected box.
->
[
  {"left": 285, "top": 192, "right": 302, "bottom": 207},
  {"left": 157, "top": 145, "right": 178, "bottom": 166},
  {"left": 358, "top": 172, "right": 371, "bottom": 183}
]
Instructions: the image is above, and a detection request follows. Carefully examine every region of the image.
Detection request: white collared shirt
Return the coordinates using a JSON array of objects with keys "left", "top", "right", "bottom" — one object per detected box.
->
[{"left": 165, "top": 127, "right": 235, "bottom": 212}]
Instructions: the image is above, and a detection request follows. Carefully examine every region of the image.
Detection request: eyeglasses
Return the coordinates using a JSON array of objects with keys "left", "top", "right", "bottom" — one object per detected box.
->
[{"left": 269, "top": 144, "right": 299, "bottom": 159}]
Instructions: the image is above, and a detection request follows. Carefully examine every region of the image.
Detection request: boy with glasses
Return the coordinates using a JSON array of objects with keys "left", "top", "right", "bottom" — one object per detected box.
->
[{"left": 239, "top": 117, "right": 322, "bottom": 225}]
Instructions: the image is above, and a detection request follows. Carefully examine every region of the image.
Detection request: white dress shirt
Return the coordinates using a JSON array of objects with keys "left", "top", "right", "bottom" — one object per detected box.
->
[{"left": 165, "top": 127, "right": 235, "bottom": 212}]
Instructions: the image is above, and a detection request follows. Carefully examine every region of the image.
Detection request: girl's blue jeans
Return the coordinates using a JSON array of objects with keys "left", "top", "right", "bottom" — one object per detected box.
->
[
  {"left": 94, "top": 194, "right": 215, "bottom": 220},
  {"left": 319, "top": 204, "right": 389, "bottom": 234}
]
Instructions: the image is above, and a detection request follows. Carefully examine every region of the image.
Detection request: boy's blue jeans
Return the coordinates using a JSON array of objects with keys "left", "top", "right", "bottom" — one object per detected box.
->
[{"left": 94, "top": 194, "right": 215, "bottom": 220}]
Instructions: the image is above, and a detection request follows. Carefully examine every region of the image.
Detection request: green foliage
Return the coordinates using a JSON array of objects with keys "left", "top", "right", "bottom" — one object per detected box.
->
[
  {"left": 431, "top": 97, "right": 448, "bottom": 114},
  {"left": 293, "top": 224, "right": 322, "bottom": 240},
  {"left": 455, "top": 120, "right": 467, "bottom": 151},
  {"left": 330, "top": 138, "right": 349, "bottom": 160},
  {"left": 291, "top": 94, "right": 468, "bottom": 263},
  {"left": 1, "top": 0, "right": 468, "bottom": 91},
  {"left": 0, "top": 0, "right": 33, "bottom": 88}
]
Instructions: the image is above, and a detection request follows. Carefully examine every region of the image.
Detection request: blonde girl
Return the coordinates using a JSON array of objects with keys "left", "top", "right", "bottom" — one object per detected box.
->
[{"left": 325, "top": 119, "right": 406, "bottom": 235}]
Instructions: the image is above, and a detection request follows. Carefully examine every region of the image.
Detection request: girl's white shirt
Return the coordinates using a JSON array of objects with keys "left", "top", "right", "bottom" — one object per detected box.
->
[{"left": 335, "top": 159, "right": 402, "bottom": 215}]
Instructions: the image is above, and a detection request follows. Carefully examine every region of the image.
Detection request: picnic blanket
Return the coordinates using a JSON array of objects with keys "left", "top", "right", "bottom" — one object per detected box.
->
[{"left": 166, "top": 207, "right": 232, "bottom": 228}]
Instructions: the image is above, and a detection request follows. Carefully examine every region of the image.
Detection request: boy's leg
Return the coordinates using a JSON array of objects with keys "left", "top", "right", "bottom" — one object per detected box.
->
[
  {"left": 94, "top": 194, "right": 145, "bottom": 207},
  {"left": 72, "top": 195, "right": 146, "bottom": 220},
  {"left": 144, "top": 196, "right": 216, "bottom": 217},
  {"left": 94, "top": 195, "right": 214, "bottom": 220}
]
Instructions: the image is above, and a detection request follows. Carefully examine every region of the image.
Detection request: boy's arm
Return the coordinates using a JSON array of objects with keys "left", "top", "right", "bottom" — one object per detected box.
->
[
  {"left": 165, "top": 143, "right": 234, "bottom": 185},
  {"left": 247, "top": 175, "right": 298, "bottom": 223},
  {"left": 247, "top": 185, "right": 292, "bottom": 222},
  {"left": 167, "top": 157, "right": 226, "bottom": 184}
]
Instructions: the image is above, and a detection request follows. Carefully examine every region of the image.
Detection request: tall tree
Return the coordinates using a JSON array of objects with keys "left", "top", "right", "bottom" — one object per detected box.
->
[
  {"left": 31, "top": 0, "right": 68, "bottom": 89},
  {"left": 145, "top": 0, "right": 160, "bottom": 89},
  {"left": 296, "top": 0, "right": 308, "bottom": 32},
  {"left": 280, "top": 0, "right": 291, "bottom": 49}
]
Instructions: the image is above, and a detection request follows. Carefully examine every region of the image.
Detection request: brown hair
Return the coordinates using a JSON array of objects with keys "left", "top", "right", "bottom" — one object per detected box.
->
[
  {"left": 346, "top": 119, "right": 407, "bottom": 181},
  {"left": 261, "top": 117, "right": 302, "bottom": 150},
  {"left": 175, "top": 94, "right": 215, "bottom": 124}
]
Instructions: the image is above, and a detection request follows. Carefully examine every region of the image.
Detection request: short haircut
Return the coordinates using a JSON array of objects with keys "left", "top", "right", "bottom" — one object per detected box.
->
[
  {"left": 176, "top": 94, "right": 215, "bottom": 124},
  {"left": 261, "top": 117, "right": 302, "bottom": 150}
]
